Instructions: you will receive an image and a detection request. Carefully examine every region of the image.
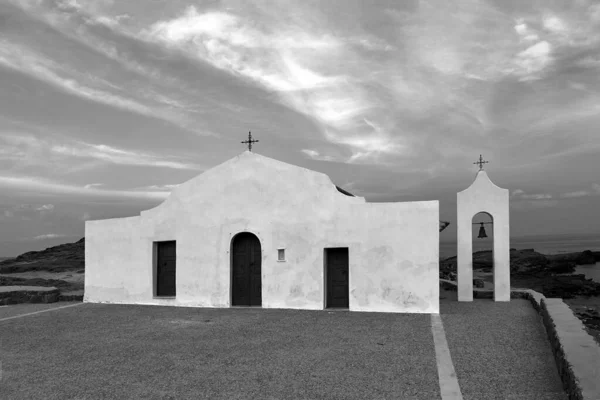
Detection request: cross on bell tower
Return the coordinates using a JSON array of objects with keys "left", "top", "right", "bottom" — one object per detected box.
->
[
  {"left": 241, "top": 131, "right": 259, "bottom": 152},
  {"left": 473, "top": 154, "right": 489, "bottom": 171}
]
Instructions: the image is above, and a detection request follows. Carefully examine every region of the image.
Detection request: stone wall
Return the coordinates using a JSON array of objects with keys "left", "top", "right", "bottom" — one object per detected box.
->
[
  {"left": 512, "top": 289, "right": 600, "bottom": 400},
  {"left": 0, "top": 287, "right": 60, "bottom": 305}
]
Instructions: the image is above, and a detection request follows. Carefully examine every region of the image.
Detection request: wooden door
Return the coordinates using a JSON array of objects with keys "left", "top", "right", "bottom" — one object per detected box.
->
[
  {"left": 326, "top": 248, "right": 349, "bottom": 308},
  {"left": 231, "top": 233, "right": 262, "bottom": 306},
  {"left": 156, "top": 241, "right": 176, "bottom": 297}
]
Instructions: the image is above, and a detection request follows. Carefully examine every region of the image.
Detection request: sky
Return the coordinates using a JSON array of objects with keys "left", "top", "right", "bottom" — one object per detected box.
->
[{"left": 1, "top": 0, "right": 599, "bottom": 257}]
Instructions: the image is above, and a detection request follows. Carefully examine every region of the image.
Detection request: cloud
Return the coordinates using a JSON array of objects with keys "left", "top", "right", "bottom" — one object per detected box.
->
[
  {"left": 543, "top": 16, "right": 567, "bottom": 34},
  {"left": 0, "top": 175, "right": 169, "bottom": 200},
  {"left": 1, "top": 203, "right": 54, "bottom": 220},
  {"left": 143, "top": 5, "right": 399, "bottom": 163},
  {"left": 301, "top": 149, "right": 337, "bottom": 162},
  {"left": 52, "top": 142, "right": 203, "bottom": 170},
  {"left": 134, "top": 184, "right": 180, "bottom": 191},
  {"left": 0, "top": 133, "right": 204, "bottom": 171},
  {"left": 515, "top": 21, "right": 540, "bottom": 43},
  {"left": 32, "top": 233, "right": 67, "bottom": 240},
  {"left": 521, "top": 193, "right": 553, "bottom": 200},
  {"left": 9, "top": 2, "right": 204, "bottom": 114},
  {"left": 0, "top": 40, "right": 193, "bottom": 130},
  {"left": 84, "top": 183, "right": 103, "bottom": 189},
  {"left": 559, "top": 184, "right": 600, "bottom": 198},
  {"left": 511, "top": 199, "right": 559, "bottom": 210},
  {"left": 560, "top": 190, "right": 589, "bottom": 198},
  {"left": 512, "top": 41, "right": 552, "bottom": 80},
  {"left": 511, "top": 189, "right": 553, "bottom": 200}
]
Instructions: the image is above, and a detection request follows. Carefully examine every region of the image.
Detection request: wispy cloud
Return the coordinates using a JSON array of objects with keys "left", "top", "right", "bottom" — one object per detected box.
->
[
  {"left": 134, "top": 184, "right": 180, "bottom": 192},
  {"left": 143, "top": 5, "right": 401, "bottom": 164},
  {"left": 52, "top": 142, "right": 204, "bottom": 170},
  {"left": 0, "top": 175, "right": 169, "bottom": 200},
  {"left": 0, "top": 39, "right": 194, "bottom": 130},
  {"left": 32, "top": 233, "right": 67, "bottom": 240},
  {"left": 301, "top": 149, "right": 337, "bottom": 162},
  {"left": 511, "top": 189, "right": 553, "bottom": 200},
  {"left": 84, "top": 183, "right": 103, "bottom": 189},
  {"left": 560, "top": 190, "right": 589, "bottom": 198},
  {"left": 559, "top": 184, "right": 600, "bottom": 198},
  {"left": 0, "top": 132, "right": 204, "bottom": 171},
  {"left": 10, "top": 0, "right": 203, "bottom": 110}
]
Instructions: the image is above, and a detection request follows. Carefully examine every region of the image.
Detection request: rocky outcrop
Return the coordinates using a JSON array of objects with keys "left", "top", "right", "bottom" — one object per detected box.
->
[
  {"left": 575, "top": 250, "right": 600, "bottom": 265},
  {"left": 440, "top": 248, "right": 600, "bottom": 299},
  {"left": 546, "top": 249, "right": 600, "bottom": 265},
  {"left": 440, "top": 248, "right": 593, "bottom": 277},
  {"left": 0, "top": 237, "right": 84, "bottom": 273},
  {"left": 473, "top": 278, "right": 485, "bottom": 288}
]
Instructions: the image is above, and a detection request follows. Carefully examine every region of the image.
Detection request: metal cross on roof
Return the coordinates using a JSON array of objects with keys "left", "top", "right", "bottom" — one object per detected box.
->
[
  {"left": 241, "top": 131, "right": 259, "bottom": 152},
  {"left": 473, "top": 154, "right": 489, "bottom": 170}
]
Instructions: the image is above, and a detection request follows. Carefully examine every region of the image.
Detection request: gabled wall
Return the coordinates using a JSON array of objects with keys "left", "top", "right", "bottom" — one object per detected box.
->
[{"left": 85, "top": 151, "right": 440, "bottom": 313}]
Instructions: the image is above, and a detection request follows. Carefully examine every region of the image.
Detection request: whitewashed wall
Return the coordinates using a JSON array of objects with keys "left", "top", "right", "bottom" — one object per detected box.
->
[{"left": 85, "top": 151, "right": 440, "bottom": 313}]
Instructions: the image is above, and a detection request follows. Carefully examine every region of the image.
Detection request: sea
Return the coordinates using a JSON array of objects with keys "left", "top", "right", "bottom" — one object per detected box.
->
[{"left": 440, "top": 233, "right": 600, "bottom": 283}]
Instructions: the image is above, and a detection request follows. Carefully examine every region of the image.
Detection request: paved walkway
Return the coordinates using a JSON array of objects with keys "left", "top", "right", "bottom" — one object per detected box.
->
[
  {"left": 440, "top": 298, "right": 567, "bottom": 399},
  {"left": 0, "top": 300, "right": 567, "bottom": 399}
]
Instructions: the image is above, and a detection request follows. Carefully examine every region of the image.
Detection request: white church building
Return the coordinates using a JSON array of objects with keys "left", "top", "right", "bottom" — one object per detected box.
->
[{"left": 84, "top": 151, "right": 441, "bottom": 313}]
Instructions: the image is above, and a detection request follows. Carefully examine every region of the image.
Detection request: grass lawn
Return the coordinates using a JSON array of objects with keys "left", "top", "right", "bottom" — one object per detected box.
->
[{"left": 0, "top": 303, "right": 441, "bottom": 400}]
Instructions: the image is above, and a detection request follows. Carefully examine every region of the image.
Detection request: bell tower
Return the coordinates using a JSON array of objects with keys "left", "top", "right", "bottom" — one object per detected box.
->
[{"left": 456, "top": 155, "right": 510, "bottom": 302}]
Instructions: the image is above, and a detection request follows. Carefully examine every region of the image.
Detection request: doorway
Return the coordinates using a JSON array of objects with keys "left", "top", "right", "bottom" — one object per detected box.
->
[
  {"left": 156, "top": 241, "right": 176, "bottom": 297},
  {"left": 231, "top": 232, "right": 262, "bottom": 306},
  {"left": 325, "top": 248, "right": 349, "bottom": 308}
]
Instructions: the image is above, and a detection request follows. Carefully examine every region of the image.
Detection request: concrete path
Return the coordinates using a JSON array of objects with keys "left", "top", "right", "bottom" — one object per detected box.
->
[
  {"left": 441, "top": 298, "right": 567, "bottom": 400},
  {"left": 0, "top": 300, "right": 567, "bottom": 399}
]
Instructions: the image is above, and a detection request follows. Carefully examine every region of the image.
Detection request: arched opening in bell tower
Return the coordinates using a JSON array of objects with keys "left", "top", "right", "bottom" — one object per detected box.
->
[{"left": 471, "top": 211, "right": 494, "bottom": 291}]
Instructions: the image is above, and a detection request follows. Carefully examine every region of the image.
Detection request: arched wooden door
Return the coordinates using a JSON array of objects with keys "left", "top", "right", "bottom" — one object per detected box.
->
[{"left": 231, "top": 232, "right": 262, "bottom": 306}]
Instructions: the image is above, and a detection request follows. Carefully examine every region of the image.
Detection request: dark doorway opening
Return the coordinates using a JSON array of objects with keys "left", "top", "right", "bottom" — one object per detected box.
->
[
  {"left": 325, "top": 248, "right": 349, "bottom": 308},
  {"left": 231, "top": 232, "right": 262, "bottom": 306},
  {"left": 156, "top": 241, "right": 176, "bottom": 297}
]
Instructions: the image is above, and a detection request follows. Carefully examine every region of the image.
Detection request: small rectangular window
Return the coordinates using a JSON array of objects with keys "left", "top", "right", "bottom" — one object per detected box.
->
[{"left": 278, "top": 248, "right": 285, "bottom": 261}]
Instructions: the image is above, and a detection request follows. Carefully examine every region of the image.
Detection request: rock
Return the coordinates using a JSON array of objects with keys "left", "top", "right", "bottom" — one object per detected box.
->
[
  {"left": 440, "top": 280, "right": 457, "bottom": 291},
  {"left": 575, "top": 250, "right": 598, "bottom": 265},
  {"left": 440, "top": 248, "right": 554, "bottom": 278},
  {"left": 510, "top": 249, "right": 549, "bottom": 274},
  {"left": 513, "top": 274, "right": 600, "bottom": 298},
  {"left": 547, "top": 260, "right": 577, "bottom": 274},
  {"left": 473, "top": 278, "right": 485, "bottom": 288},
  {"left": 0, "top": 238, "right": 84, "bottom": 273}
]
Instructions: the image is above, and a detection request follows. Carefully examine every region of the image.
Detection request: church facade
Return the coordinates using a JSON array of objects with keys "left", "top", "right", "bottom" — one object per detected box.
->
[{"left": 84, "top": 151, "right": 440, "bottom": 313}]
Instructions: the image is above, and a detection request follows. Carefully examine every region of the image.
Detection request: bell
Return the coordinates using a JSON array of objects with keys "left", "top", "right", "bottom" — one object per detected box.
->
[{"left": 477, "top": 223, "right": 487, "bottom": 239}]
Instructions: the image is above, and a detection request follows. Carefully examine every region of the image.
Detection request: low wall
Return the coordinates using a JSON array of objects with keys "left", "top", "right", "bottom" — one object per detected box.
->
[
  {"left": 512, "top": 289, "right": 600, "bottom": 400},
  {"left": 0, "top": 286, "right": 60, "bottom": 305}
]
